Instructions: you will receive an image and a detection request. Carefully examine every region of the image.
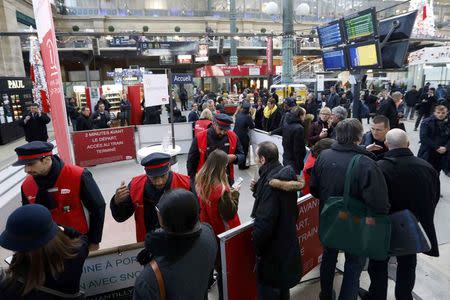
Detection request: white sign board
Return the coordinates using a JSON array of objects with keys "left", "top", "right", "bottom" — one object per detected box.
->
[
  {"left": 249, "top": 67, "right": 260, "bottom": 76},
  {"left": 250, "top": 129, "right": 284, "bottom": 163},
  {"left": 316, "top": 74, "right": 325, "bottom": 92},
  {"left": 80, "top": 244, "right": 144, "bottom": 299},
  {"left": 143, "top": 74, "right": 169, "bottom": 107}
]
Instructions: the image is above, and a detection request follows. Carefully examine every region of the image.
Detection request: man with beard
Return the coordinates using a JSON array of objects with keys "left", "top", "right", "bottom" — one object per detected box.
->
[
  {"left": 15, "top": 141, "right": 105, "bottom": 251},
  {"left": 187, "top": 113, "right": 245, "bottom": 185},
  {"left": 111, "top": 153, "right": 190, "bottom": 242}
]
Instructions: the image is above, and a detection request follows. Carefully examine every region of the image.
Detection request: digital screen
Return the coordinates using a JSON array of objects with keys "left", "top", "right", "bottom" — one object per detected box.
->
[
  {"left": 318, "top": 20, "right": 344, "bottom": 48},
  {"left": 344, "top": 8, "right": 377, "bottom": 42},
  {"left": 322, "top": 48, "right": 347, "bottom": 71},
  {"left": 348, "top": 42, "right": 380, "bottom": 69}
]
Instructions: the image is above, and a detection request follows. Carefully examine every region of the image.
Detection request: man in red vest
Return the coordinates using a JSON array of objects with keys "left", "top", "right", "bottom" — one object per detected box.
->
[
  {"left": 110, "top": 152, "right": 190, "bottom": 242},
  {"left": 14, "top": 141, "right": 106, "bottom": 251},
  {"left": 187, "top": 113, "right": 245, "bottom": 186}
]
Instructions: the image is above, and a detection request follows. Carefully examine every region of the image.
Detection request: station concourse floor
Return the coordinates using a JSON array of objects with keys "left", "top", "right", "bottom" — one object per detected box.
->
[{"left": 0, "top": 117, "right": 449, "bottom": 299}]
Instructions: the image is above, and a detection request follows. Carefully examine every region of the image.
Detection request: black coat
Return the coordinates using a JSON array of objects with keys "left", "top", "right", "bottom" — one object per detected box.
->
[
  {"left": 263, "top": 107, "right": 282, "bottom": 132},
  {"left": 251, "top": 162, "right": 302, "bottom": 288},
  {"left": 75, "top": 115, "right": 93, "bottom": 131},
  {"left": 306, "top": 99, "right": 319, "bottom": 120},
  {"left": 281, "top": 112, "right": 306, "bottom": 174},
  {"left": 133, "top": 224, "right": 217, "bottom": 300},
  {"left": 404, "top": 89, "right": 419, "bottom": 107},
  {"left": 377, "top": 148, "right": 440, "bottom": 257},
  {"left": 19, "top": 112, "right": 51, "bottom": 142},
  {"left": 418, "top": 116, "right": 450, "bottom": 169},
  {"left": 188, "top": 110, "right": 200, "bottom": 122},
  {"left": 254, "top": 106, "right": 264, "bottom": 130},
  {"left": 360, "top": 131, "right": 389, "bottom": 160},
  {"left": 417, "top": 95, "right": 437, "bottom": 115},
  {"left": 91, "top": 111, "right": 110, "bottom": 129},
  {"left": 310, "top": 143, "right": 390, "bottom": 214},
  {"left": 143, "top": 106, "right": 161, "bottom": 124},
  {"left": 377, "top": 98, "right": 399, "bottom": 129},
  {"left": 365, "top": 94, "right": 378, "bottom": 114},
  {"left": 308, "top": 119, "right": 330, "bottom": 147},
  {"left": 0, "top": 230, "right": 89, "bottom": 300},
  {"left": 326, "top": 93, "right": 340, "bottom": 109},
  {"left": 233, "top": 111, "right": 255, "bottom": 147}
]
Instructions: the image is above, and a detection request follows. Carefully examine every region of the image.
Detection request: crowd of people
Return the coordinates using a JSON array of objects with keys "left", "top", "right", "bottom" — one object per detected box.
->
[{"left": 1, "top": 80, "right": 448, "bottom": 300}]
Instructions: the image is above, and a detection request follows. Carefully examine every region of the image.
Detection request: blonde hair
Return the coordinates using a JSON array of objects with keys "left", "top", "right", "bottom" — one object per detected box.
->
[
  {"left": 195, "top": 149, "right": 230, "bottom": 201},
  {"left": 200, "top": 108, "right": 213, "bottom": 120},
  {"left": 319, "top": 107, "right": 331, "bottom": 115}
]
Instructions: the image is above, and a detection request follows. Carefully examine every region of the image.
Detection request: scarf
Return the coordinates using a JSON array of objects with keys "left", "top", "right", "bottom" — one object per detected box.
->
[
  {"left": 263, "top": 105, "right": 277, "bottom": 119},
  {"left": 33, "top": 156, "right": 63, "bottom": 210}
]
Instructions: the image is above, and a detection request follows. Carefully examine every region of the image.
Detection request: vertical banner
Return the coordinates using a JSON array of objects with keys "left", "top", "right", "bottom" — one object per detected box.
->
[
  {"left": 32, "top": 0, "right": 73, "bottom": 163},
  {"left": 266, "top": 36, "right": 273, "bottom": 76},
  {"left": 317, "top": 74, "right": 325, "bottom": 92}
]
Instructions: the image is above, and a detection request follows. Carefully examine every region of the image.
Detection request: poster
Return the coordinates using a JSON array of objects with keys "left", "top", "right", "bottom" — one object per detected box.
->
[
  {"left": 80, "top": 243, "right": 144, "bottom": 299},
  {"left": 317, "top": 74, "right": 325, "bottom": 92},
  {"left": 72, "top": 127, "right": 136, "bottom": 167},
  {"left": 142, "top": 74, "right": 169, "bottom": 107},
  {"left": 32, "top": 0, "right": 73, "bottom": 163}
]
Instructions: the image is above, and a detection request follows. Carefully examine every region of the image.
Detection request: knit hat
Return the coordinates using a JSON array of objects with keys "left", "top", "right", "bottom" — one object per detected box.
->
[{"left": 0, "top": 204, "right": 58, "bottom": 252}]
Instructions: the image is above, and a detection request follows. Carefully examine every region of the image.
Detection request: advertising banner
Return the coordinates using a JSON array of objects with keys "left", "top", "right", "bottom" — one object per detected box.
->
[
  {"left": 266, "top": 36, "right": 273, "bottom": 75},
  {"left": 32, "top": 0, "right": 73, "bottom": 163},
  {"left": 80, "top": 243, "right": 144, "bottom": 300},
  {"left": 218, "top": 195, "right": 322, "bottom": 300},
  {"left": 195, "top": 65, "right": 276, "bottom": 78},
  {"left": 72, "top": 127, "right": 136, "bottom": 167},
  {"left": 143, "top": 74, "right": 169, "bottom": 107}
]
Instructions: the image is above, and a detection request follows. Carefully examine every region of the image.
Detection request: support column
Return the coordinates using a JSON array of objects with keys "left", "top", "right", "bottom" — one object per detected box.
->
[
  {"left": 229, "top": 0, "right": 238, "bottom": 66},
  {"left": 281, "top": 0, "right": 294, "bottom": 84},
  {"left": 0, "top": 0, "right": 26, "bottom": 77}
]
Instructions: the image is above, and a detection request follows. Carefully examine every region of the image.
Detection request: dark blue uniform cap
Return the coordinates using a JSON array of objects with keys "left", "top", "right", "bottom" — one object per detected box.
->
[
  {"left": 214, "top": 113, "right": 233, "bottom": 130},
  {"left": 242, "top": 102, "right": 251, "bottom": 110},
  {"left": 141, "top": 152, "right": 171, "bottom": 177},
  {"left": 283, "top": 98, "right": 296, "bottom": 108},
  {"left": 13, "top": 141, "right": 54, "bottom": 166}
]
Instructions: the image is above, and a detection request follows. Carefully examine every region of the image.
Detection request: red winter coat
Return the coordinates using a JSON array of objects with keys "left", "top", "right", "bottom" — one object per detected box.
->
[
  {"left": 199, "top": 184, "right": 240, "bottom": 236},
  {"left": 301, "top": 153, "right": 316, "bottom": 196}
]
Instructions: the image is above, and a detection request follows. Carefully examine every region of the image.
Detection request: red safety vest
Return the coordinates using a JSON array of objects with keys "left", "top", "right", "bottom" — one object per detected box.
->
[
  {"left": 22, "top": 164, "right": 88, "bottom": 234},
  {"left": 196, "top": 129, "right": 238, "bottom": 181},
  {"left": 129, "top": 172, "right": 191, "bottom": 242},
  {"left": 194, "top": 119, "right": 212, "bottom": 137}
]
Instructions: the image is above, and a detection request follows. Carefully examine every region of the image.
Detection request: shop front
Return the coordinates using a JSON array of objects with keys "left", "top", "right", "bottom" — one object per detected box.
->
[
  {"left": 407, "top": 46, "right": 450, "bottom": 88},
  {"left": 0, "top": 78, "right": 33, "bottom": 144}
]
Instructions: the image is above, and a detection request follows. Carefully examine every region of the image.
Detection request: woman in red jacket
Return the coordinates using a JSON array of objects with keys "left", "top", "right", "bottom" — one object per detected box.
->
[{"left": 196, "top": 149, "right": 240, "bottom": 299}]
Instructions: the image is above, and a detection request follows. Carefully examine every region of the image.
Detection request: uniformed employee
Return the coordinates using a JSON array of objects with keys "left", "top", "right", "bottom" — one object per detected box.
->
[
  {"left": 110, "top": 152, "right": 191, "bottom": 242},
  {"left": 187, "top": 113, "right": 245, "bottom": 185},
  {"left": 14, "top": 141, "right": 106, "bottom": 251}
]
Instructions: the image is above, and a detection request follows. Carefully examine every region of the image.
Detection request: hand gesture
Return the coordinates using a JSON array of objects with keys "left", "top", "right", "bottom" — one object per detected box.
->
[
  {"left": 24, "top": 115, "right": 31, "bottom": 122},
  {"left": 227, "top": 154, "right": 236, "bottom": 163},
  {"left": 319, "top": 129, "right": 328, "bottom": 138},
  {"left": 366, "top": 143, "right": 383, "bottom": 152},
  {"left": 114, "top": 181, "right": 130, "bottom": 204}
]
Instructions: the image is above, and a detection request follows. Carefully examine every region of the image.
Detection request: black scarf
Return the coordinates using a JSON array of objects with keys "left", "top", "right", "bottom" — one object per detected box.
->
[
  {"left": 136, "top": 227, "right": 202, "bottom": 265},
  {"left": 33, "top": 156, "right": 63, "bottom": 210}
]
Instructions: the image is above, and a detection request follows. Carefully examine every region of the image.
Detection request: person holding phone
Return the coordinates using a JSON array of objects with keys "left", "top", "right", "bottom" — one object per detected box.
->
[{"left": 196, "top": 149, "right": 241, "bottom": 299}]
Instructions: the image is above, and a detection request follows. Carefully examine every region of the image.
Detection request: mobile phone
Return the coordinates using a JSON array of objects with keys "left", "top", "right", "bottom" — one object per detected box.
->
[
  {"left": 232, "top": 177, "right": 244, "bottom": 189},
  {"left": 4, "top": 256, "right": 12, "bottom": 265}
]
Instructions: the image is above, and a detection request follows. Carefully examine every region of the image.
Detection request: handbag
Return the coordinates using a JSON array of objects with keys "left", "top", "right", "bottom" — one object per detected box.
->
[
  {"left": 150, "top": 259, "right": 166, "bottom": 300},
  {"left": 389, "top": 209, "right": 431, "bottom": 256},
  {"left": 318, "top": 155, "right": 392, "bottom": 260},
  {"left": 218, "top": 189, "right": 240, "bottom": 221}
]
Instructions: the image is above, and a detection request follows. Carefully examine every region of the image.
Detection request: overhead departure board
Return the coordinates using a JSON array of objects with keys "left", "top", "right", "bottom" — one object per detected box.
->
[
  {"left": 347, "top": 41, "right": 381, "bottom": 69},
  {"left": 344, "top": 8, "right": 377, "bottom": 42},
  {"left": 318, "top": 20, "right": 344, "bottom": 48},
  {"left": 322, "top": 48, "right": 348, "bottom": 71}
]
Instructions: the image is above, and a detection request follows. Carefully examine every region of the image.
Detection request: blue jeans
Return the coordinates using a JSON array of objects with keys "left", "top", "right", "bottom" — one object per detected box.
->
[
  {"left": 404, "top": 105, "right": 415, "bottom": 120},
  {"left": 320, "top": 247, "right": 365, "bottom": 300},
  {"left": 367, "top": 255, "right": 417, "bottom": 300}
]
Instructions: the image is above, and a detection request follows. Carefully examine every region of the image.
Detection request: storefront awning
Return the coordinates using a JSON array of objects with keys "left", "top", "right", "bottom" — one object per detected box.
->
[{"left": 195, "top": 64, "right": 275, "bottom": 78}]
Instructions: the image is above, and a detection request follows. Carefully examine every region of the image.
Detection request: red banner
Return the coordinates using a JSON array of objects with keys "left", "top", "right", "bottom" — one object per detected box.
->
[
  {"left": 266, "top": 37, "right": 273, "bottom": 76},
  {"left": 72, "top": 127, "right": 136, "bottom": 167},
  {"left": 195, "top": 64, "right": 276, "bottom": 78},
  {"left": 33, "top": 0, "right": 73, "bottom": 163},
  {"left": 219, "top": 196, "right": 322, "bottom": 300}
]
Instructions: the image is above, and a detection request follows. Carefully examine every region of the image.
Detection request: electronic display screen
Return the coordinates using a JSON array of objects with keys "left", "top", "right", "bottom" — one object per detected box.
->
[
  {"left": 344, "top": 8, "right": 377, "bottom": 42},
  {"left": 322, "top": 48, "right": 348, "bottom": 71},
  {"left": 317, "top": 20, "right": 344, "bottom": 48},
  {"left": 347, "top": 41, "right": 381, "bottom": 69}
]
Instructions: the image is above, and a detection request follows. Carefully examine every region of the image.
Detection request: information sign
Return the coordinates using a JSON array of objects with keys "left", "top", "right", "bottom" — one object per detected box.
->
[{"left": 344, "top": 8, "right": 377, "bottom": 42}]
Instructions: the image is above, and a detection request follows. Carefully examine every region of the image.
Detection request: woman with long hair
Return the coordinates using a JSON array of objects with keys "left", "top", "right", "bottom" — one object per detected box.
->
[
  {"left": 0, "top": 204, "right": 89, "bottom": 299},
  {"left": 196, "top": 149, "right": 240, "bottom": 299}
]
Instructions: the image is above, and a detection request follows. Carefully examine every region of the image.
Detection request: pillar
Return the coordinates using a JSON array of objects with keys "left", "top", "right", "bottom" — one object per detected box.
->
[
  {"left": 281, "top": 0, "right": 294, "bottom": 84},
  {"left": 0, "top": 0, "right": 26, "bottom": 77}
]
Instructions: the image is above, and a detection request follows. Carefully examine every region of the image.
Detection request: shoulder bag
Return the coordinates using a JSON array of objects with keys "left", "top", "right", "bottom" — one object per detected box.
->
[
  {"left": 318, "top": 155, "right": 391, "bottom": 260},
  {"left": 150, "top": 259, "right": 166, "bottom": 300}
]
